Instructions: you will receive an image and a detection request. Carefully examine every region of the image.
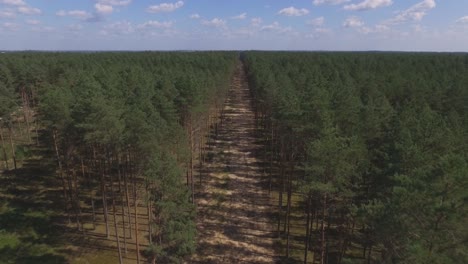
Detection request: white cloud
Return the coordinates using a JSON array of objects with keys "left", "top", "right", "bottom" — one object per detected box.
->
[
  {"left": 278, "top": 6, "right": 309, "bottom": 17},
  {"left": 67, "top": 24, "right": 83, "bottom": 31},
  {"left": 103, "top": 20, "right": 134, "bottom": 34},
  {"left": 96, "top": 0, "right": 131, "bottom": 6},
  {"left": 146, "top": 1, "right": 184, "bottom": 13},
  {"left": 456, "top": 16, "right": 468, "bottom": 24},
  {"left": 137, "top": 20, "right": 173, "bottom": 29},
  {"left": 190, "top": 13, "right": 200, "bottom": 19},
  {"left": 315, "top": 27, "right": 332, "bottom": 34},
  {"left": 202, "top": 18, "right": 226, "bottom": 28},
  {"left": 308, "top": 17, "right": 325, "bottom": 27},
  {"left": 231, "top": 12, "right": 247, "bottom": 20},
  {"left": 93, "top": 0, "right": 131, "bottom": 15},
  {"left": 25, "top": 19, "right": 40, "bottom": 25},
  {"left": 0, "top": 0, "right": 25, "bottom": 6},
  {"left": 385, "top": 0, "right": 436, "bottom": 24},
  {"left": 344, "top": 0, "right": 393, "bottom": 11},
  {"left": 343, "top": 16, "right": 364, "bottom": 27},
  {"left": 2, "top": 21, "right": 18, "bottom": 30},
  {"left": 30, "top": 26, "right": 54, "bottom": 33},
  {"left": 56, "top": 10, "right": 66, "bottom": 16},
  {"left": 343, "top": 16, "right": 392, "bottom": 34},
  {"left": 251, "top": 17, "right": 262, "bottom": 26},
  {"left": 306, "top": 27, "right": 333, "bottom": 39},
  {"left": 0, "top": 0, "right": 42, "bottom": 16},
  {"left": 374, "top": 24, "right": 390, "bottom": 32},
  {"left": 68, "top": 10, "right": 90, "bottom": 18},
  {"left": 261, "top": 21, "right": 281, "bottom": 31},
  {"left": 95, "top": 3, "right": 113, "bottom": 14},
  {"left": 0, "top": 0, "right": 42, "bottom": 18},
  {"left": 260, "top": 22, "right": 295, "bottom": 35},
  {"left": 56, "top": 10, "right": 92, "bottom": 20},
  {"left": 17, "top": 5, "right": 41, "bottom": 15},
  {"left": 313, "top": 0, "right": 350, "bottom": 5},
  {"left": 0, "top": 9, "right": 15, "bottom": 18}
]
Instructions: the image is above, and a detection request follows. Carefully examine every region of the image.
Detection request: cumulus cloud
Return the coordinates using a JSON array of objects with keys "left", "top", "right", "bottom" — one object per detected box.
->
[
  {"left": 190, "top": 13, "right": 200, "bottom": 19},
  {"left": 95, "top": 3, "right": 113, "bottom": 14},
  {"left": 147, "top": 1, "right": 184, "bottom": 13},
  {"left": 343, "top": 16, "right": 364, "bottom": 27},
  {"left": 343, "top": 16, "right": 392, "bottom": 35},
  {"left": 2, "top": 21, "right": 19, "bottom": 30},
  {"left": 251, "top": 17, "right": 262, "bottom": 27},
  {"left": 313, "top": 0, "right": 350, "bottom": 5},
  {"left": 202, "top": 18, "right": 226, "bottom": 28},
  {"left": 344, "top": 0, "right": 393, "bottom": 11},
  {"left": 278, "top": 6, "right": 309, "bottom": 17},
  {"left": 260, "top": 22, "right": 295, "bottom": 35},
  {"left": 56, "top": 10, "right": 92, "bottom": 20},
  {"left": 456, "top": 16, "right": 468, "bottom": 24},
  {"left": 0, "top": 0, "right": 25, "bottom": 6},
  {"left": 261, "top": 22, "right": 281, "bottom": 31},
  {"left": 17, "top": 5, "right": 41, "bottom": 15},
  {"left": 137, "top": 20, "right": 173, "bottom": 29},
  {"left": 0, "top": 9, "right": 16, "bottom": 18},
  {"left": 231, "top": 12, "right": 247, "bottom": 20},
  {"left": 102, "top": 20, "right": 134, "bottom": 35},
  {"left": 385, "top": 0, "right": 436, "bottom": 24},
  {"left": 308, "top": 17, "right": 325, "bottom": 27},
  {"left": 67, "top": 10, "right": 91, "bottom": 19},
  {"left": 67, "top": 24, "right": 83, "bottom": 31},
  {"left": 315, "top": 27, "right": 332, "bottom": 34},
  {"left": 0, "top": 0, "right": 41, "bottom": 16},
  {"left": 93, "top": 0, "right": 131, "bottom": 15},
  {"left": 30, "top": 26, "right": 54, "bottom": 33},
  {"left": 96, "top": 0, "right": 131, "bottom": 6},
  {"left": 25, "top": 19, "right": 40, "bottom": 25}
]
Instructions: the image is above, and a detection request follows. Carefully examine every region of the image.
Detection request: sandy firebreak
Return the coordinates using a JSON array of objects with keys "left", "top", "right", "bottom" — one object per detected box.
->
[{"left": 191, "top": 62, "right": 277, "bottom": 264}]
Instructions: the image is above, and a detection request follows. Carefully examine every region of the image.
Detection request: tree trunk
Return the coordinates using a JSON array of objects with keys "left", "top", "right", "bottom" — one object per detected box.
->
[
  {"left": 134, "top": 171, "right": 141, "bottom": 264},
  {"left": 321, "top": 193, "right": 327, "bottom": 264},
  {"left": 0, "top": 127, "right": 9, "bottom": 170},
  {"left": 367, "top": 244, "right": 373, "bottom": 264},
  {"left": 304, "top": 194, "right": 311, "bottom": 264},
  {"left": 124, "top": 152, "right": 132, "bottom": 239},
  {"left": 100, "top": 160, "right": 110, "bottom": 238},
  {"left": 277, "top": 163, "right": 284, "bottom": 237},
  {"left": 286, "top": 163, "right": 293, "bottom": 258},
  {"left": 19, "top": 89, "right": 31, "bottom": 144},
  {"left": 73, "top": 169, "right": 83, "bottom": 232},
  {"left": 65, "top": 158, "right": 80, "bottom": 230},
  {"left": 52, "top": 130, "right": 71, "bottom": 223},
  {"left": 34, "top": 118, "right": 39, "bottom": 146},
  {"left": 110, "top": 171, "right": 123, "bottom": 264},
  {"left": 268, "top": 126, "right": 274, "bottom": 194},
  {"left": 8, "top": 125, "right": 17, "bottom": 170},
  {"left": 190, "top": 118, "right": 195, "bottom": 204},
  {"left": 146, "top": 181, "right": 153, "bottom": 245},
  {"left": 117, "top": 160, "right": 128, "bottom": 256}
]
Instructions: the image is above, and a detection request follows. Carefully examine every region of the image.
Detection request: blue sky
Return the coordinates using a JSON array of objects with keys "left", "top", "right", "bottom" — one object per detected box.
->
[{"left": 0, "top": 0, "right": 467, "bottom": 51}]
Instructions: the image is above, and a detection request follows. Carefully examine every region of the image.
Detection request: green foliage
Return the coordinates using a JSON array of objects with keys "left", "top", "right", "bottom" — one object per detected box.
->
[
  {"left": 1, "top": 51, "right": 237, "bottom": 263},
  {"left": 0, "top": 80, "right": 18, "bottom": 120},
  {"left": 146, "top": 153, "right": 196, "bottom": 263},
  {"left": 243, "top": 51, "right": 468, "bottom": 263},
  {"left": 0, "top": 201, "right": 65, "bottom": 264}
]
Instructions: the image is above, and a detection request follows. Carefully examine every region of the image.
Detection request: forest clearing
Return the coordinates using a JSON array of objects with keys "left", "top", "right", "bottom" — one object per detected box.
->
[
  {"left": 0, "top": 51, "right": 467, "bottom": 264},
  {"left": 192, "top": 62, "right": 276, "bottom": 263}
]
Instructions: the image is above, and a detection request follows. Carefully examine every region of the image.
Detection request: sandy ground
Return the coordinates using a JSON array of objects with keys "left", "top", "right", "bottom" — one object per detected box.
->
[{"left": 191, "top": 62, "right": 277, "bottom": 264}]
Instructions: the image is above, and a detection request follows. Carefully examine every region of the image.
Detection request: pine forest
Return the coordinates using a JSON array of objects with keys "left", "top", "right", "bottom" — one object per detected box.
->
[{"left": 0, "top": 51, "right": 467, "bottom": 264}]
